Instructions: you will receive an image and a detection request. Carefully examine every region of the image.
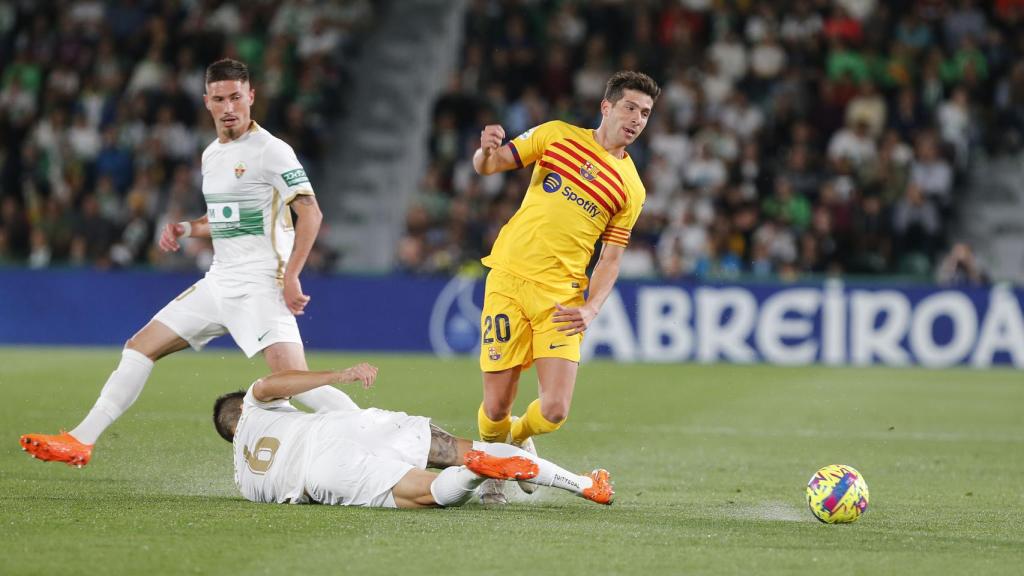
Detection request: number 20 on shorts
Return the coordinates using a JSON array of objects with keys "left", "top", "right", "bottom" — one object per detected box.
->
[{"left": 482, "top": 314, "right": 511, "bottom": 344}]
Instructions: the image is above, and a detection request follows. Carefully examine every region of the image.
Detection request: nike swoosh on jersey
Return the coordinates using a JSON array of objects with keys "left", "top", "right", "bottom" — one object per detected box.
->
[
  {"left": 549, "top": 343, "right": 568, "bottom": 349},
  {"left": 257, "top": 330, "right": 271, "bottom": 342}
]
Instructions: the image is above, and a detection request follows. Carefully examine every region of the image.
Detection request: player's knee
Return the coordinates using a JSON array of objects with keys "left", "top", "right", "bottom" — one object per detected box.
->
[
  {"left": 482, "top": 399, "right": 511, "bottom": 422},
  {"left": 540, "top": 402, "right": 569, "bottom": 424},
  {"left": 124, "top": 337, "right": 143, "bottom": 354},
  {"left": 123, "top": 337, "right": 164, "bottom": 363}
]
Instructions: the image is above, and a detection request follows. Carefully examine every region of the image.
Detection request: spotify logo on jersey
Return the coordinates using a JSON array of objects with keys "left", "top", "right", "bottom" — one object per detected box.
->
[{"left": 543, "top": 172, "right": 562, "bottom": 193}]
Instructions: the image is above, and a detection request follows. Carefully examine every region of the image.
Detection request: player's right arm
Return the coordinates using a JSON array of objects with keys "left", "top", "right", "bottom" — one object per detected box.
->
[
  {"left": 159, "top": 214, "right": 210, "bottom": 252},
  {"left": 252, "top": 365, "right": 378, "bottom": 401},
  {"left": 473, "top": 124, "right": 519, "bottom": 175}
]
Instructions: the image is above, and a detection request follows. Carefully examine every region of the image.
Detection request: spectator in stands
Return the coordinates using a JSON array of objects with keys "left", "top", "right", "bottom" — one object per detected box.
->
[
  {"left": 0, "top": 195, "right": 29, "bottom": 260},
  {"left": 710, "top": 31, "right": 747, "bottom": 83},
  {"left": 937, "top": 85, "right": 973, "bottom": 168},
  {"left": 870, "top": 129, "right": 914, "bottom": 205},
  {"left": 700, "top": 216, "right": 743, "bottom": 279},
  {"left": 935, "top": 241, "right": 989, "bottom": 286},
  {"left": 910, "top": 134, "right": 954, "bottom": 215},
  {"left": 753, "top": 216, "right": 798, "bottom": 274},
  {"left": 889, "top": 87, "right": 929, "bottom": 145},
  {"left": 892, "top": 182, "right": 941, "bottom": 271},
  {"left": 658, "top": 206, "right": 708, "bottom": 279},
  {"left": 849, "top": 194, "right": 891, "bottom": 274},
  {"left": 0, "top": 1, "right": 1011, "bottom": 282},
  {"left": 71, "top": 194, "right": 116, "bottom": 268},
  {"left": 845, "top": 81, "right": 886, "bottom": 138},
  {"left": 27, "top": 226, "right": 51, "bottom": 269},
  {"left": 684, "top": 142, "right": 728, "bottom": 194},
  {"left": 828, "top": 118, "right": 877, "bottom": 169},
  {"left": 762, "top": 176, "right": 811, "bottom": 233},
  {"left": 779, "top": 145, "right": 821, "bottom": 201}
]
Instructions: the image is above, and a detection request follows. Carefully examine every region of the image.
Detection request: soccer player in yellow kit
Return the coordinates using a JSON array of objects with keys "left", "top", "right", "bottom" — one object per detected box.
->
[{"left": 472, "top": 71, "right": 659, "bottom": 502}]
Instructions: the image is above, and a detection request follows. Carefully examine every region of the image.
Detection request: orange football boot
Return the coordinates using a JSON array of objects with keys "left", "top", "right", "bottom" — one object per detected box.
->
[
  {"left": 581, "top": 469, "right": 614, "bottom": 505},
  {"left": 20, "top": 431, "right": 93, "bottom": 468},
  {"left": 464, "top": 450, "right": 539, "bottom": 481}
]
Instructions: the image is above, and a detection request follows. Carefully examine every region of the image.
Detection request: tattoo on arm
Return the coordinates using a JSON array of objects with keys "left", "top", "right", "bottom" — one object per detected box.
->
[
  {"left": 427, "top": 423, "right": 461, "bottom": 468},
  {"left": 292, "top": 195, "right": 315, "bottom": 206}
]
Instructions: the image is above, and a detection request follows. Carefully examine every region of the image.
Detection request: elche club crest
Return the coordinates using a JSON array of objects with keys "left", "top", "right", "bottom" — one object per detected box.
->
[
  {"left": 580, "top": 160, "right": 599, "bottom": 181},
  {"left": 234, "top": 161, "right": 247, "bottom": 179}
]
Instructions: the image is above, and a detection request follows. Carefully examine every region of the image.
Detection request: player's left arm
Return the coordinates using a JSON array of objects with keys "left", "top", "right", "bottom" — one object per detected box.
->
[
  {"left": 159, "top": 214, "right": 210, "bottom": 251},
  {"left": 262, "top": 139, "right": 321, "bottom": 315},
  {"left": 554, "top": 176, "right": 642, "bottom": 335},
  {"left": 553, "top": 243, "right": 624, "bottom": 336},
  {"left": 283, "top": 194, "right": 322, "bottom": 316},
  {"left": 473, "top": 124, "right": 520, "bottom": 175},
  {"left": 253, "top": 365, "right": 378, "bottom": 401},
  {"left": 475, "top": 121, "right": 561, "bottom": 175}
]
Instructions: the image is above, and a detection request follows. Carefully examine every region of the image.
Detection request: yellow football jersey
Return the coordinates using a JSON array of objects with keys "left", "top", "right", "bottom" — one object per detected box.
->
[{"left": 481, "top": 120, "right": 646, "bottom": 293}]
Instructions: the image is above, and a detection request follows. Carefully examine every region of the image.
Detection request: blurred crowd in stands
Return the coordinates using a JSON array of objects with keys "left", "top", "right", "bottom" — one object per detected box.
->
[
  {"left": 0, "top": 0, "right": 1009, "bottom": 286},
  {"left": 0, "top": 0, "right": 370, "bottom": 271},
  {"left": 402, "top": 0, "right": 1016, "bottom": 285}
]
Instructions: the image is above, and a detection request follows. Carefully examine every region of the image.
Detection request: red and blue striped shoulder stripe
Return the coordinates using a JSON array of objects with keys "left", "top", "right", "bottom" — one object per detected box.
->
[{"left": 601, "top": 225, "right": 631, "bottom": 246}]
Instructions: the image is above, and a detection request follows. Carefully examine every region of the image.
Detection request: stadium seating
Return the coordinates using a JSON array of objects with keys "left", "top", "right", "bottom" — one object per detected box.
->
[
  {"left": 401, "top": 0, "right": 1017, "bottom": 283},
  {"left": 1, "top": 1, "right": 1018, "bottom": 284},
  {"left": 0, "top": 0, "right": 373, "bottom": 270}
]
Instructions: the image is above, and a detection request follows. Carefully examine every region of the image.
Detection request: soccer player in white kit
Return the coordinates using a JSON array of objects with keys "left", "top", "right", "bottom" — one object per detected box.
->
[
  {"left": 213, "top": 364, "right": 615, "bottom": 508},
  {"left": 20, "top": 59, "right": 354, "bottom": 467}
]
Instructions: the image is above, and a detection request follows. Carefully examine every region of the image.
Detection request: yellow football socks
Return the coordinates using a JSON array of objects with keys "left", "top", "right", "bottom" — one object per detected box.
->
[
  {"left": 477, "top": 403, "right": 511, "bottom": 443},
  {"left": 510, "top": 399, "right": 563, "bottom": 445}
]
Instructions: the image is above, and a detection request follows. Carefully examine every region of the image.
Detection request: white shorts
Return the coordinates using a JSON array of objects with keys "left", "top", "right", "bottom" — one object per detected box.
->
[
  {"left": 153, "top": 277, "right": 301, "bottom": 358},
  {"left": 304, "top": 409, "right": 432, "bottom": 507}
]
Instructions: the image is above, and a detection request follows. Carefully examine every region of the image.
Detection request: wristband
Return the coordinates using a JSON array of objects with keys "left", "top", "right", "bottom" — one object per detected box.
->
[{"left": 179, "top": 221, "right": 192, "bottom": 238}]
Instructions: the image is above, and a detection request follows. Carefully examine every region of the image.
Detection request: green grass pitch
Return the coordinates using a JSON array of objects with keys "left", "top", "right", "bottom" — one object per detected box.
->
[{"left": 2, "top": 346, "right": 1022, "bottom": 575}]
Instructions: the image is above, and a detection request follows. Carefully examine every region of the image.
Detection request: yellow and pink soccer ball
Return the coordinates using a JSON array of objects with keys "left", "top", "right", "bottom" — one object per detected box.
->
[{"left": 806, "top": 464, "right": 870, "bottom": 523}]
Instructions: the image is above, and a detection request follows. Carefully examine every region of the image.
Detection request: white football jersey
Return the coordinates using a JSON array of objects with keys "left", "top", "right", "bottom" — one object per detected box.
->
[
  {"left": 233, "top": 385, "right": 319, "bottom": 504},
  {"left": 201, "top": 122, "right": 314, "bottom": 292},
  {"left": 232, "top": 384, "right": 433, "bottom": 506}
]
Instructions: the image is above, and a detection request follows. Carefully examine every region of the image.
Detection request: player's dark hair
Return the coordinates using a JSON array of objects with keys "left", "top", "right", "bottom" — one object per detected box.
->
[
  {"left": 604, "top": 71, "right": 661, "bottom": 104},
  {"left": 213, "top": 390, "right": 245, "bottom": 443},
  {"left": 205, "top": 58, "right": 249, "bottom": 85}
]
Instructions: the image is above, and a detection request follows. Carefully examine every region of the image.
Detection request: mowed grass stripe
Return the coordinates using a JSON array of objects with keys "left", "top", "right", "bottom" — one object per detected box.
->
[{"left": 1, "top": 347, "right": 1022, "bottom": 575}]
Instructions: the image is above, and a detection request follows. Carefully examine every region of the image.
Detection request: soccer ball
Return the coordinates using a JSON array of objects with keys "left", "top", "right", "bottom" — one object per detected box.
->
[{"left": 806, "top": 464, "right": 869, "bottom": 523}]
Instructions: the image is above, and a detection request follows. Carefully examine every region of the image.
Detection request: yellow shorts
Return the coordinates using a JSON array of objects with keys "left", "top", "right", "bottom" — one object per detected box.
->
[{"left": 479, "top": 268, "right": 585, "bottom": 372}]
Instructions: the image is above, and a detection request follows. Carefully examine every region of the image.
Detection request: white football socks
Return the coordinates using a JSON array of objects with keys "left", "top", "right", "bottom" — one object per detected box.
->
[
  {"left": 471, "top": 441, "right": 593, "bottom": 494},
  {"left": 70, "top": 348, "right": 154, "bottom": 445},
  {"left": 429, "top": 466, "right": 485, "bottom": 506}
]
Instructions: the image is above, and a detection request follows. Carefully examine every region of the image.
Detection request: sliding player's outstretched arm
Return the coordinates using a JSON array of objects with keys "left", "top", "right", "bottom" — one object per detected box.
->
[{"left": 253, "top": 365, "right": 378, "bottom": 401}]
